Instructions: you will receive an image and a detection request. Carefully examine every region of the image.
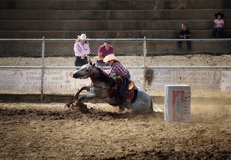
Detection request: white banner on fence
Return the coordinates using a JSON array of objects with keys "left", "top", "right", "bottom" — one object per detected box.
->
[
  {"left": 147, "top": 69, "right": 221, "bottom": 90},
  {"left": 129, "top": 68, "right": 144, "bottom": 90},
  {"left": 221, "top": 71, "right": 231, "bottom": 92},
  {"left": 0, "top": 70, "right": 91, "bottom": 91},
  {"left": 0, "top": 69, "right": 144, "bottom": 92},
  {"left": 1, "top": 69, "right": 230, "bottom": 93},
  {"left": 0, "top": 71, "right": 20, "bottom": 90}
]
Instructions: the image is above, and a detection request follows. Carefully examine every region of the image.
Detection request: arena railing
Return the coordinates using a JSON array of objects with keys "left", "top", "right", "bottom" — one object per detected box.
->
[{"left": 0, "top": 37, "right": 231, "bottom": 100}]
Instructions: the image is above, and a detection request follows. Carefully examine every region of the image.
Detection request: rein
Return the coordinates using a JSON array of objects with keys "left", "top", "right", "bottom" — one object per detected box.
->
[
  {"left": 83, "top": 65, "right": 113, "bottom": 91},
  {"left": 91, "top": 83, "right": 109, "bottom": 90},
  {"left": 90, "top": 67, "right": 113, "bottom": 90}
]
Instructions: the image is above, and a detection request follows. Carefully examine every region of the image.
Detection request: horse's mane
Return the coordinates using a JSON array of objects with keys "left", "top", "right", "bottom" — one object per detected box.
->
[
  {"left": 95, "top": 67, "right": 112, "bottom": 80},
  {"left": 94, "top": 66, "right": 115, "bottom": 86}
]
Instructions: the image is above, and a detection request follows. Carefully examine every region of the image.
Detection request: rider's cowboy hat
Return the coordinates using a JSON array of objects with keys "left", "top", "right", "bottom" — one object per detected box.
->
[
  {"left": 78, "top": 33, "right": 87, "bottom": 40},
  {"left": 215, "top": 12, "right": 224, "bottom": 18},
  {"left": 103, "top": 54, "right": 117, "bottom": 63}
]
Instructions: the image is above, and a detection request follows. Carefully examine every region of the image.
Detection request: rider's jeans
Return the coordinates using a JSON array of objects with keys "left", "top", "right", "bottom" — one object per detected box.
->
[{"left": 119, "top": 73, "right": 131, "bottom": 106}]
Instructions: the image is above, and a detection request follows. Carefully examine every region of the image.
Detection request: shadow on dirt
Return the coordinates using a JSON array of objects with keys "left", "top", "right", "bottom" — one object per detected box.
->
[{"left": 0, "top": 102, "right": 160, "bottom": 121}]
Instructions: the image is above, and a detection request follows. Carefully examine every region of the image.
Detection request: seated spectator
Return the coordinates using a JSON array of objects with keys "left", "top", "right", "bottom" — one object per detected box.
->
[
  {"left": 213, "top": 12, "right": 224, "bottom": 38},
  {"left": 96, "top": 40, "right": 114, "bottom": 67},
  {"left": 178, "top": 23, "right": 191, "bottom": 51}
]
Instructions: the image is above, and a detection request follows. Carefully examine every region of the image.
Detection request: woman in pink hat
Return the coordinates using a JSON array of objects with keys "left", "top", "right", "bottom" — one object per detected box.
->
[{"left": 74, "top": 33, "right": 90, "bottom": 67}]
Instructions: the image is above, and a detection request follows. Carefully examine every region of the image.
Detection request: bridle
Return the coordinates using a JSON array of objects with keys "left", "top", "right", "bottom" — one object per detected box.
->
[
  {"left": 78, "top": 65, "right": 115, "bottom": 92},
  {"left": 91, "top": 83, "right": 109, "bottom": 90},
  {"left": 78, "top": 64, "right": 95, "bottom": 79}
]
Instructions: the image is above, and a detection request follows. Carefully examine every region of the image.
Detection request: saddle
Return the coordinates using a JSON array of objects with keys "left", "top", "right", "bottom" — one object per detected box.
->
[
  {"left": 109, "top": 78, "right": 138, "bottom": 103},
  {"left": 126, "top": 81, "right": 137, "bottom": 102}
]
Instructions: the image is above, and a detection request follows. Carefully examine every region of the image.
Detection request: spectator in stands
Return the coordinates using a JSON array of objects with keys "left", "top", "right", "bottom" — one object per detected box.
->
[
  {"left": 213, "top": 12, "right": 224, "bottom": 38},
  {"left": 74, "top": 33, "right": 90, "bottom": 67},
  {"left": 96, "top": 40, "right": 114, "bottom": 66},
  {"left": 178, "top": 23, "right": 191, "bottom": 51}
]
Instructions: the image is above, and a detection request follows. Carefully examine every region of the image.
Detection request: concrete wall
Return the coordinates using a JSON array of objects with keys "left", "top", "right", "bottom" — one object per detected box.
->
[{"left": 1, "top": 0, "right": 230, "bottom": 10}]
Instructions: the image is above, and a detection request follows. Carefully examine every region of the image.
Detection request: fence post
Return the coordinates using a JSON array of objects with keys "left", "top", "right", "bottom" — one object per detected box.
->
[
  {"left": 40, "top": 37, "right": 45, "bottom": 101},
  {"left": 143, "top": 36, "right": 147, "bottom": 91}
]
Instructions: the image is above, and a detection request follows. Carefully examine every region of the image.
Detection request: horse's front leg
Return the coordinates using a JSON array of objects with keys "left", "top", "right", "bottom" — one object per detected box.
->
[
  {"left": 77, "top": 87, "right": 96, "bottom": 103},
  {"left": 74, "top": 85, "right": 90, "bottom": 99},
  {"left": 65, "top": 86, "right": 91, "bottom": 108},
  {"left": 77, "top": 92, "right": 96, "bottom": 102}
]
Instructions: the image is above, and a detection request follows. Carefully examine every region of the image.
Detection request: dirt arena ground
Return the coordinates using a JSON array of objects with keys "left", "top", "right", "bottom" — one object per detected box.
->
[
  {"left": 1, "top": 54, "right": 231, "bottom": 159},
  {"left": 0, "top": 100, "right": 231, "bottom": 159}
]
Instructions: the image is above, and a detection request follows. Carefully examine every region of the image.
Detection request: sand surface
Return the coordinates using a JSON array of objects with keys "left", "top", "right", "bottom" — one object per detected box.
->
[{"left": 0, "top": 101, "right": 231, "bottom": 159}]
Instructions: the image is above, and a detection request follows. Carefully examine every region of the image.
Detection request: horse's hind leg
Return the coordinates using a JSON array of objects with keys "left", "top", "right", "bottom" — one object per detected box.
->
[{"left": 147, "top": 98, "right": 154, "bottom": 113}]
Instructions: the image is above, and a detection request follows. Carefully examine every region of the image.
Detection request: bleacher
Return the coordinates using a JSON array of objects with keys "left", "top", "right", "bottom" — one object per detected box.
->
[{"left": 0, "top": 0, "right": 230, "bottom": 39}]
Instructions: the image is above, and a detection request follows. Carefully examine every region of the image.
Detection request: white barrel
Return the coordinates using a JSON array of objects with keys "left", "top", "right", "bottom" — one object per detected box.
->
[{"left": 164, "top": 85, "right": 191, "bottom": 122}]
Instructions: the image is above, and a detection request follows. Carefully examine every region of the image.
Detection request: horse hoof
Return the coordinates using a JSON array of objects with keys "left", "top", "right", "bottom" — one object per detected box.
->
[{"left": 75, "top": 101, "right": 81, "bottom": 105}]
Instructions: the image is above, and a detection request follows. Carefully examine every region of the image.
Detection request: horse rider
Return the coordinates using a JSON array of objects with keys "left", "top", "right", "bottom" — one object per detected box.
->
[{"left": 100, "top": 54, "right": 131, "bottom": 112}]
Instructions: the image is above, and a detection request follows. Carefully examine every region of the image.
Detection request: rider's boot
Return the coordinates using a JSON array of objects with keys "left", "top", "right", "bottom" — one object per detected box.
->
[{"left": 118, "top": 105, "right": 125, "bottom": 112}]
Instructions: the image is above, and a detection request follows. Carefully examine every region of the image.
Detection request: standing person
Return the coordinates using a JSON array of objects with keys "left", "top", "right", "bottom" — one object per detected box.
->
[
  {"left": 96, "top": 40, "right": 114, "bottom": 67},
  {"left": 74, "top": 33, "right": 90, "bottom": 67},
  {"left": 213, "top": 12, "right": 224, "bottom": 38},
  {"left": 178, "top": 23, "right": 191, "bottom": 51},
  {"left": 101, "top": 54, "right": 130, "bottom": 112}
]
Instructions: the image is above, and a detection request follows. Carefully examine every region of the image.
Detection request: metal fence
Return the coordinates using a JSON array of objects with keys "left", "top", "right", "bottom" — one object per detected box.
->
[{"left": 0, "top": 38, "right": 231, "bottom": 100}]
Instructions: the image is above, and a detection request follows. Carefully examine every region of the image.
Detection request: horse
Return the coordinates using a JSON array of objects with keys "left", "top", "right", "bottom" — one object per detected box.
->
[{"left": 69, "top": 61, "right": 154, "bottom": 113}]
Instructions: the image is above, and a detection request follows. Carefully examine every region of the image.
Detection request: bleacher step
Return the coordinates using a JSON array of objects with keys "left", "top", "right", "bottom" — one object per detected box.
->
[
  {"left": 0, "top": 20, "right": 230, "bottom": 31},
  {"left": 0, "top": 9, "right": 230, "bottom": 20},
  {"left": 0, "top": 30, "right": 230, "bottom": 39},
  {"left": 0, "top": 0, "right": 230, "bottom": 10}
]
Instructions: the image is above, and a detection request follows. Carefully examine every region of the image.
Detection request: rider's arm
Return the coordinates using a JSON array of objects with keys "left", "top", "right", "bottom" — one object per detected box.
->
[
  {"left": 101, "top": 65, "right": 117, "bottom": 77},
  {"left": 97, "top": 52, "right": 104, "bottom": 60}
]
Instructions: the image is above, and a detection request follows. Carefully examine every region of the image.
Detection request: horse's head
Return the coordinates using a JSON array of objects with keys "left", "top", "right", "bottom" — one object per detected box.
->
[{"left": 71, "top": 62, "right": 96, "bottom": 79}]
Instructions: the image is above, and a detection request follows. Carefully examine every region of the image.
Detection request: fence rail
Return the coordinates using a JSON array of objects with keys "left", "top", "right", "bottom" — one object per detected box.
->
[{"left": 0, "top": 38, "right": 231, "bottom": 100}]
